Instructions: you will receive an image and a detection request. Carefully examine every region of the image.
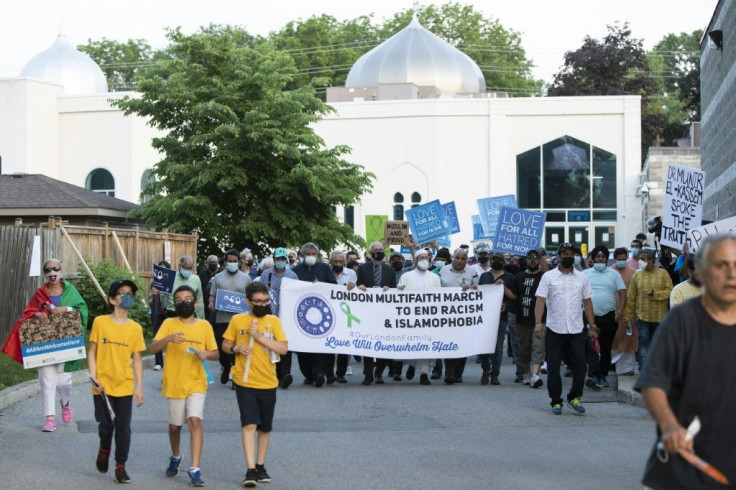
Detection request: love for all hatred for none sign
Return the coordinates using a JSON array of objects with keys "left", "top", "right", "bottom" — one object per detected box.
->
[
  {"left": 661, "top": 165, "right": 705, "bottom": 249},
  {"left": 477, "top": 195, "right": 517, "bottom": 239},
  {"left": 405, "top": 200, "right": 453, "bottom": 245},
  {"left": 493, "top": 207, "right": 546, "bottom": 254},
  {"left": 278, "top": 278, "right": 503, "bottom": 359}
]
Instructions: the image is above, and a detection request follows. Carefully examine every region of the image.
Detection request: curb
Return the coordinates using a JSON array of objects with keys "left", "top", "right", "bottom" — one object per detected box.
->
[
  {"left": 0, "top": 355, "right": 156, "bottom": 413},
  {"left": 615, "top": 375, "right": 645, "bottom": 408}
]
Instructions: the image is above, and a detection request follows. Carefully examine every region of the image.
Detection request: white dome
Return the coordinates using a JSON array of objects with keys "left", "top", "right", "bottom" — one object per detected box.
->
[
  {"left": 20, "top": 35, "right": 108, "bottom": 95},
  {"left": 346, "top": 17, "right": 486, "bottom": 95}
]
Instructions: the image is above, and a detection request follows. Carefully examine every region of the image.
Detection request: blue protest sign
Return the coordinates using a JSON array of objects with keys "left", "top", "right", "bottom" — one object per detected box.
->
[
  {"left": 472, "top": 215, "right": 493, "bottom": 240},
  {"left": 477, "top": 195, "right": 517, "bottom": 238},
  {"left": 405, "top": 200, "right": 452, "bottom": 245},
  {"left": 215, "top": 289, "right": 250, "bottom": 314},
  {"left": 152, "top": 264, "right": 176, "bottom": 293},
  {"left": 492, "top": 207, "right": 547, "bottom": 255},
  {"left": 435, "top": 234, "right": 452, "bottom": 248},
  {"left": 442, "top": 201, "right": 460, "bottom": 234}
]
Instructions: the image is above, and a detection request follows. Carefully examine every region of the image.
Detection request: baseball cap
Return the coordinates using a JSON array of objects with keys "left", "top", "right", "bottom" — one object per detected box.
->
[
  {"left": 526, "top": 249, "right": 540, "bottom": 257},
  {"left": 389, "top": 251, "right": 403, "bottom": 259},
  {"left": 491, "top": 251, "right": 504, "bottom": 259},
  {"left": 108, "top": 279, "right": 137, "bottom": 298},
  {"left": 557, "top": 242, "right": 579, "bottom": 254},
  {"left": 273, "top": 247, "right": 289, "bottom": 259}
]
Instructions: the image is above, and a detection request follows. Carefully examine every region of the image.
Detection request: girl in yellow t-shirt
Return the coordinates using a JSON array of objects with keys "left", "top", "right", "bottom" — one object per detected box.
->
[
  {"left": 88, "top": 279, "right": 146, "bottom": 484},
  {"left": 223, "top": 281, "right": 288, "bottom": 488}
]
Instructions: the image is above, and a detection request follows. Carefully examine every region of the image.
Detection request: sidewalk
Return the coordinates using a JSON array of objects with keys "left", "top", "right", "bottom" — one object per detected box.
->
[{"left": 615, "top": 373, "right": 644, "bottom": 407}]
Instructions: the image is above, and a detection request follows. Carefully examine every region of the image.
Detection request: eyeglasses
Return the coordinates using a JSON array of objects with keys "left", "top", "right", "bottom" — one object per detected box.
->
[
  {"left": 250, "top": 300, "right": 271, "bottom": 306},
  {"left": 44, "top": 267, "right": 61, "bottom": 273},
  {"left": 527, "top": 255, "right": 540, "bottom": 260}
]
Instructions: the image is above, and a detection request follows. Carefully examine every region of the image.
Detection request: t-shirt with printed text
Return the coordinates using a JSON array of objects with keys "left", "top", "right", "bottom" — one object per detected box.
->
[
  {"left": 89, "top": 315, "right": 146, "bottom": 397},
  {"left": 154, "top": 317, "right": 217, "bottom": 398}
]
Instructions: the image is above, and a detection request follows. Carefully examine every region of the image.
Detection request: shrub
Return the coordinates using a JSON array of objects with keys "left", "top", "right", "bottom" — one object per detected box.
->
[{"left": 75, "top": 259, "right": 151, "bottom": 333}]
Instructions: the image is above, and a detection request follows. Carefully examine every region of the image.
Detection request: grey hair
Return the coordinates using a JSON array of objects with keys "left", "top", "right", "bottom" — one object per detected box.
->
[
  {"left": 330, "top": 250, "right": 346, "bottom": 260},
  {"left": 695, "top": 232, "right": 736, "bottom": 268},
  {"left": 179, "top": 255, "right": 194, "bottom": 265},
  {"left": 453, "top": 248, "right": 468, "bottom": 257},
  {"left": 369, "top": 241, "right": 384, "bottom": 250},
  {"left": 301, "top": 242, "right": 319, "bottom": 254},
  {"left": 43, "top": 258, "right": 61, "bottom": 268},
  {"left": 639, "top": 248, "right": 657, "bottom": 261}
]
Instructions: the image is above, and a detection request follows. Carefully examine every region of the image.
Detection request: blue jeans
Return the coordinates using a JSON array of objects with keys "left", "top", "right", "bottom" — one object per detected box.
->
[
  {"left": 636, "top": 320, "right": 659, "bottom": 371},
  {"left": 481, "top": 318, "right": 508, "bottom": 375}
]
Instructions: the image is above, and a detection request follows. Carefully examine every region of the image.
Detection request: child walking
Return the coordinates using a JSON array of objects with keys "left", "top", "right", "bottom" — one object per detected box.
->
[{"left": 88, "top": 279, "right": 145, "bottom": 483}]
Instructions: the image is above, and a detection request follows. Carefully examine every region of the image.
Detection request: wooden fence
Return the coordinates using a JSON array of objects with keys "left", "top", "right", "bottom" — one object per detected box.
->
[{"left": 0, "top": 219, "right": 197, "bottom": 343}]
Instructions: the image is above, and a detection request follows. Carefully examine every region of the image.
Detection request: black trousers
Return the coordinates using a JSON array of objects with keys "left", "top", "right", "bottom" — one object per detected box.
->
[
  {"left": 443, "top": 357, "right": 467, "bottom": 379},
  {"left": 94, "top": 394, "right": 132, "bottom": 464},
  {"left": 545, "top": 328, "right": 586, "bottom": 406},
  {"left": 297, "top": 352, "right": 332, "bottom": 380},
  {"left": 363, "top": 357, "right": 390, "bottom": 378},
  {"left": 213, "top": 323, "right": 234, "bottom": 370},
  {"left": 336, "top": 354, "right": 349, "bottom": 377},
  {"left": 588, "top": 311, "right": 617, "bottom": 377}
]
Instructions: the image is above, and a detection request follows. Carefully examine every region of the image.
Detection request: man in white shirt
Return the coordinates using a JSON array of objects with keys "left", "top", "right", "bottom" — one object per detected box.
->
[
  {"left": 535, "top": 242, "right": 598, "bottom": 415},
  {"left": 470, "top": 246, "right": 492, "bottom": 277},
  {"left": 398, "top": 249, "right": 441, "bottom": 385}
]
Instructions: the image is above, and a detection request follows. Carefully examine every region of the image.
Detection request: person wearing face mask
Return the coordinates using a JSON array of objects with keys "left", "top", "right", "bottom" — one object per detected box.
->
[
  {"left": 240, "top": 250, "right": 258, "bottom": 280},
  {"left": 534, "top": 243, "right": 598, "bottom": 415},
  {"left": 198, "top": 255, "right": 221, "bottom": 330},
  {"left": 397, "top": 249, "right": 441, "bottom": 385},
  {"left": 583, "top": 246, "right": 626, "bottom": 389},
  {"left": 223, "top": 281, "right": 288, "bottom": 488},
  {"left": 624, "top": 248, "right": 673, "bottom": 372},
  {"left": 2, "top": 258, "right": 88, "bottom": 432},
  {"left": 628, "top": 239, "right": 643, "bottom": 270},
  {"left": 477, "top": 252, "right": 515, "bottom": 385},
  {"left": 208, "top": 249, "right": 253, "bottom": 386},
  {"left": 149, "top": 285, "right": 219, "bottom": 487},
  {"left": 160, "top": 256, "right": 205, "bottom": 320},
  {"left": 258, "top": 248, "right": 298, "bottom": 388},
  {"left": 611, "top": 247, "right": 636, "bottom": 288},
  {"left": 658, "top": 246, "right": 681, "bottom": 286},
  {"left": 292, "top": 242, "right": 337, "bottom": 388},
  {"left": 329, "top": 250, "right": 357, "bottom": 383},
  {"left": 431, "top": 248, "right": 451, "bottom": 275},
  {"left": 470, "top": 246, "right": 492, "bottom": 276},
  {"left": 502, "top": 249, "right": 547, "bottom": 387},
  {"left": 88, "top": 279, "right": 146, "bottom": 483},
  {"left": 354, "top": 241, "right": 397, "bottom": 385},
  {"left": 388, "top": 251, "right": 406, "bottom": 280}
]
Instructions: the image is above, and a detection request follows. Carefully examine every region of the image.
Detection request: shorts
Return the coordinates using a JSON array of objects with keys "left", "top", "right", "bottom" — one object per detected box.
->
[
  {"left": 235, "top": 385, "right": 277, "bottom": 432},
  {"left": 167, "top": 392, "right": 206, "bottom": 426},
  {"left": 532, "top": 334, "right": 546, "bottom": 365}
]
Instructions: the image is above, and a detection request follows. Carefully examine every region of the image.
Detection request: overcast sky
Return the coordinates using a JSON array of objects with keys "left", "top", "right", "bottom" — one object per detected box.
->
[{"left": 0, "top": 0, "right": 716, "bottom": 83}]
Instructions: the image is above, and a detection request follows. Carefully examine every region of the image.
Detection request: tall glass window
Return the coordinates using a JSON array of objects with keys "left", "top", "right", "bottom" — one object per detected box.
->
[
  {"left": 393, "top": 192, "right": 404, "bottom": 221},
  {"left": 542, "top": 136, "right": 590, "bottom": 209},
  {"left": 593, "top": 147, "right": 617, "bottom": 208},
  {"left": 411, "top": 192, "right": 422, "bottom": 208},
  {"left": 140, "top": 169, "right": 155, "bottom": 203},
  {"left": 517, "top": 147, "right": 541, "bottom": 208},
  {"left": 86, "top": 168, "right": 115, "bottom": 197}
]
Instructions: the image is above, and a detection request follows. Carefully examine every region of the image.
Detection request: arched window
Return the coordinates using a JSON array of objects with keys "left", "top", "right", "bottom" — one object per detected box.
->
[
  {"left": 393, "top": 192, "right": 404, "bottom": 221},
  {"left": 85, "top": 168, "right": 115, "bottom": 197},
  {"left": 411, "top": 192, "right": 422, "bottom": 208},
  {"left": 140, "top": 169, "right": 155, "bottom": 203}
]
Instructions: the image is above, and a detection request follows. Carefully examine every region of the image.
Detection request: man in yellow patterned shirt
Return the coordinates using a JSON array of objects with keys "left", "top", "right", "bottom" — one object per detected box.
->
[
  {"left": 223, "top": 282, "right": 287, "bottom": 488},
  {"left": 624, "top": 249, "right": 673, "bottom": 372},
  {"left": 150, "top": 285, "right": 218, "bottom": 487}
]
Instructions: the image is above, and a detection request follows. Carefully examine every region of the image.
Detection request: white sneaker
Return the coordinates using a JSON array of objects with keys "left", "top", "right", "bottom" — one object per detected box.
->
[
  {"left": 522, "top": 373, "right": 531, "bottom": 385},
  {"left": 346, "top": 366, "right": 353, "bottom": 376},
  {"left": 153, "top": 365, "right": 162, "bottom": 371},
  {"left": 541, "top": 362, "right": 548, "bottom": 374},
  {"left": 529, "top": 374, "right": 543, "bottom": 389}
]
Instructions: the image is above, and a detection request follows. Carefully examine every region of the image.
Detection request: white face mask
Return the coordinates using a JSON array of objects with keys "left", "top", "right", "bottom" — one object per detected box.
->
[
  {"left": 417, "top": 260, "right": 429, "bottom": 271},
  {"left": 434, "top": 260, "right": 446, "bottom": 268},
  {"left": 304, "top": 256, "right": 317, "bottom": 266},
  {"left": 638, "top": 260, "right": 647, "bottom": 269}
]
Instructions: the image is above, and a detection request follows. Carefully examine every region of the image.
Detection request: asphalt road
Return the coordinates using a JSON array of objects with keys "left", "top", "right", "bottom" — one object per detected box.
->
[{"left": 0, "top": 356, "right": 654, "bottom": 489}]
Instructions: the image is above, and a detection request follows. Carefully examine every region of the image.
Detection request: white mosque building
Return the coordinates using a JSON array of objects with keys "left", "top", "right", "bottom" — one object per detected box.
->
[{"left": 0, "top": 18, "right": 644, "bottom": 252}]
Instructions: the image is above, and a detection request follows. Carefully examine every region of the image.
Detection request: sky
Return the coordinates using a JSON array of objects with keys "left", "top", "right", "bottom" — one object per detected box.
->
[{"left": 0, "top": 0, "right": 716, "bottom": 83}]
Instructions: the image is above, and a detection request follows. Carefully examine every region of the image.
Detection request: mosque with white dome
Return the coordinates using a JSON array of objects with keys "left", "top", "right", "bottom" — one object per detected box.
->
[{"left": 0, "top": 18, "right": 644, "bottom": 251}]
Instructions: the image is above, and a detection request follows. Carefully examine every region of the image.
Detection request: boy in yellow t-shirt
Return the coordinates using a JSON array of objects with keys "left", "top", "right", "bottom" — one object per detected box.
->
[
  {"left": 149, "top": 285, "right": 218, "bottom": 487},
  {"left": 88, "top": 279, "right": 146, "bottom": 484},
  {"left": 223, "top": 281, "right": 288, "bottom": 488}
]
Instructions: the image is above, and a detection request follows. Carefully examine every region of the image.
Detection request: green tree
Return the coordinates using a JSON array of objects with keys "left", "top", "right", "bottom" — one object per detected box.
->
[
  {"left": 77, "top": 38, "right": 155, "bottom": 91},
  {"left": 648, "top": 30, "right": 702, "bottom": 122},
  {"left": 380, "top": 3, "right": 543, "bottom": 96},
  {"left": 547, "top": 23, "right": 666, "bottom": 161},
  {"left": 115, "top": 26, "right": 374, "bottom": 259}
]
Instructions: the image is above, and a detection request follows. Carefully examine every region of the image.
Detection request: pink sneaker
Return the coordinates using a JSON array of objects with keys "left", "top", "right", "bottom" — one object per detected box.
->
[
  {"left": 42, "top": 418, "right": 56, "bottom": 432},
  {"left": 61, "top": 402, "right": 73, "bottom": 424}
]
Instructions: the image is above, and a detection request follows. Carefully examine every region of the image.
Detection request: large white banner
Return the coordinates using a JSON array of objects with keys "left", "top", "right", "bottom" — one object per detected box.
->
[
  {"left": 279, "top": 278, "right": 503, "bottom": 359},
  {"left": 687, "top": 216, "right": 736, "bottom": 252}
]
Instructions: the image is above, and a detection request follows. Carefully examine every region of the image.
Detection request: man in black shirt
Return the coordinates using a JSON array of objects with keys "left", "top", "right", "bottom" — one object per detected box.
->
[
  {"left": 478, "top": 252, "right": 515, "bottom": 385},
  {"left": 634, "top": 233, "right": 736, "bottom": 488}
]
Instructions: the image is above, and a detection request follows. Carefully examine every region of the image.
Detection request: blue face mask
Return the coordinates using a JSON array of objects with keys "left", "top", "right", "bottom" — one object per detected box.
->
[
  {"left": 226, "top": 263, "right": 239, "bottom": 273},
  {"left": 615, "top": 260, "right": 627, "bottom": 269},
  {"left": 574, "top": 256, "right": 581, "bottom": 266},
  {"left": 630, "top": 248, "right": 640, "bottom": 255},
  {"left": 274, "top": 261, "right": 287, "bottom": 270},
  {"left": 119, "top": 294, "right": 135, "bottom": 309},
  {"left": 593, "top": 263, "right": 607, "bottom": 272},
  {"left": 180, "top": 269, "right": 192, "bottom": 279}
]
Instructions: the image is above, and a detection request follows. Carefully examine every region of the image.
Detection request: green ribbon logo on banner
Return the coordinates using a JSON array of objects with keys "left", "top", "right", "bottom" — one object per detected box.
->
[{"left": 339, "top": 301, "right": 361, "bottom": 328}]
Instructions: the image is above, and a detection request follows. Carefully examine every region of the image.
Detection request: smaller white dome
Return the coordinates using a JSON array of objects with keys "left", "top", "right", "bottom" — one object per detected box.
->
[{"left": 20, "top": 35, "right": 108, "bottom": 95}]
